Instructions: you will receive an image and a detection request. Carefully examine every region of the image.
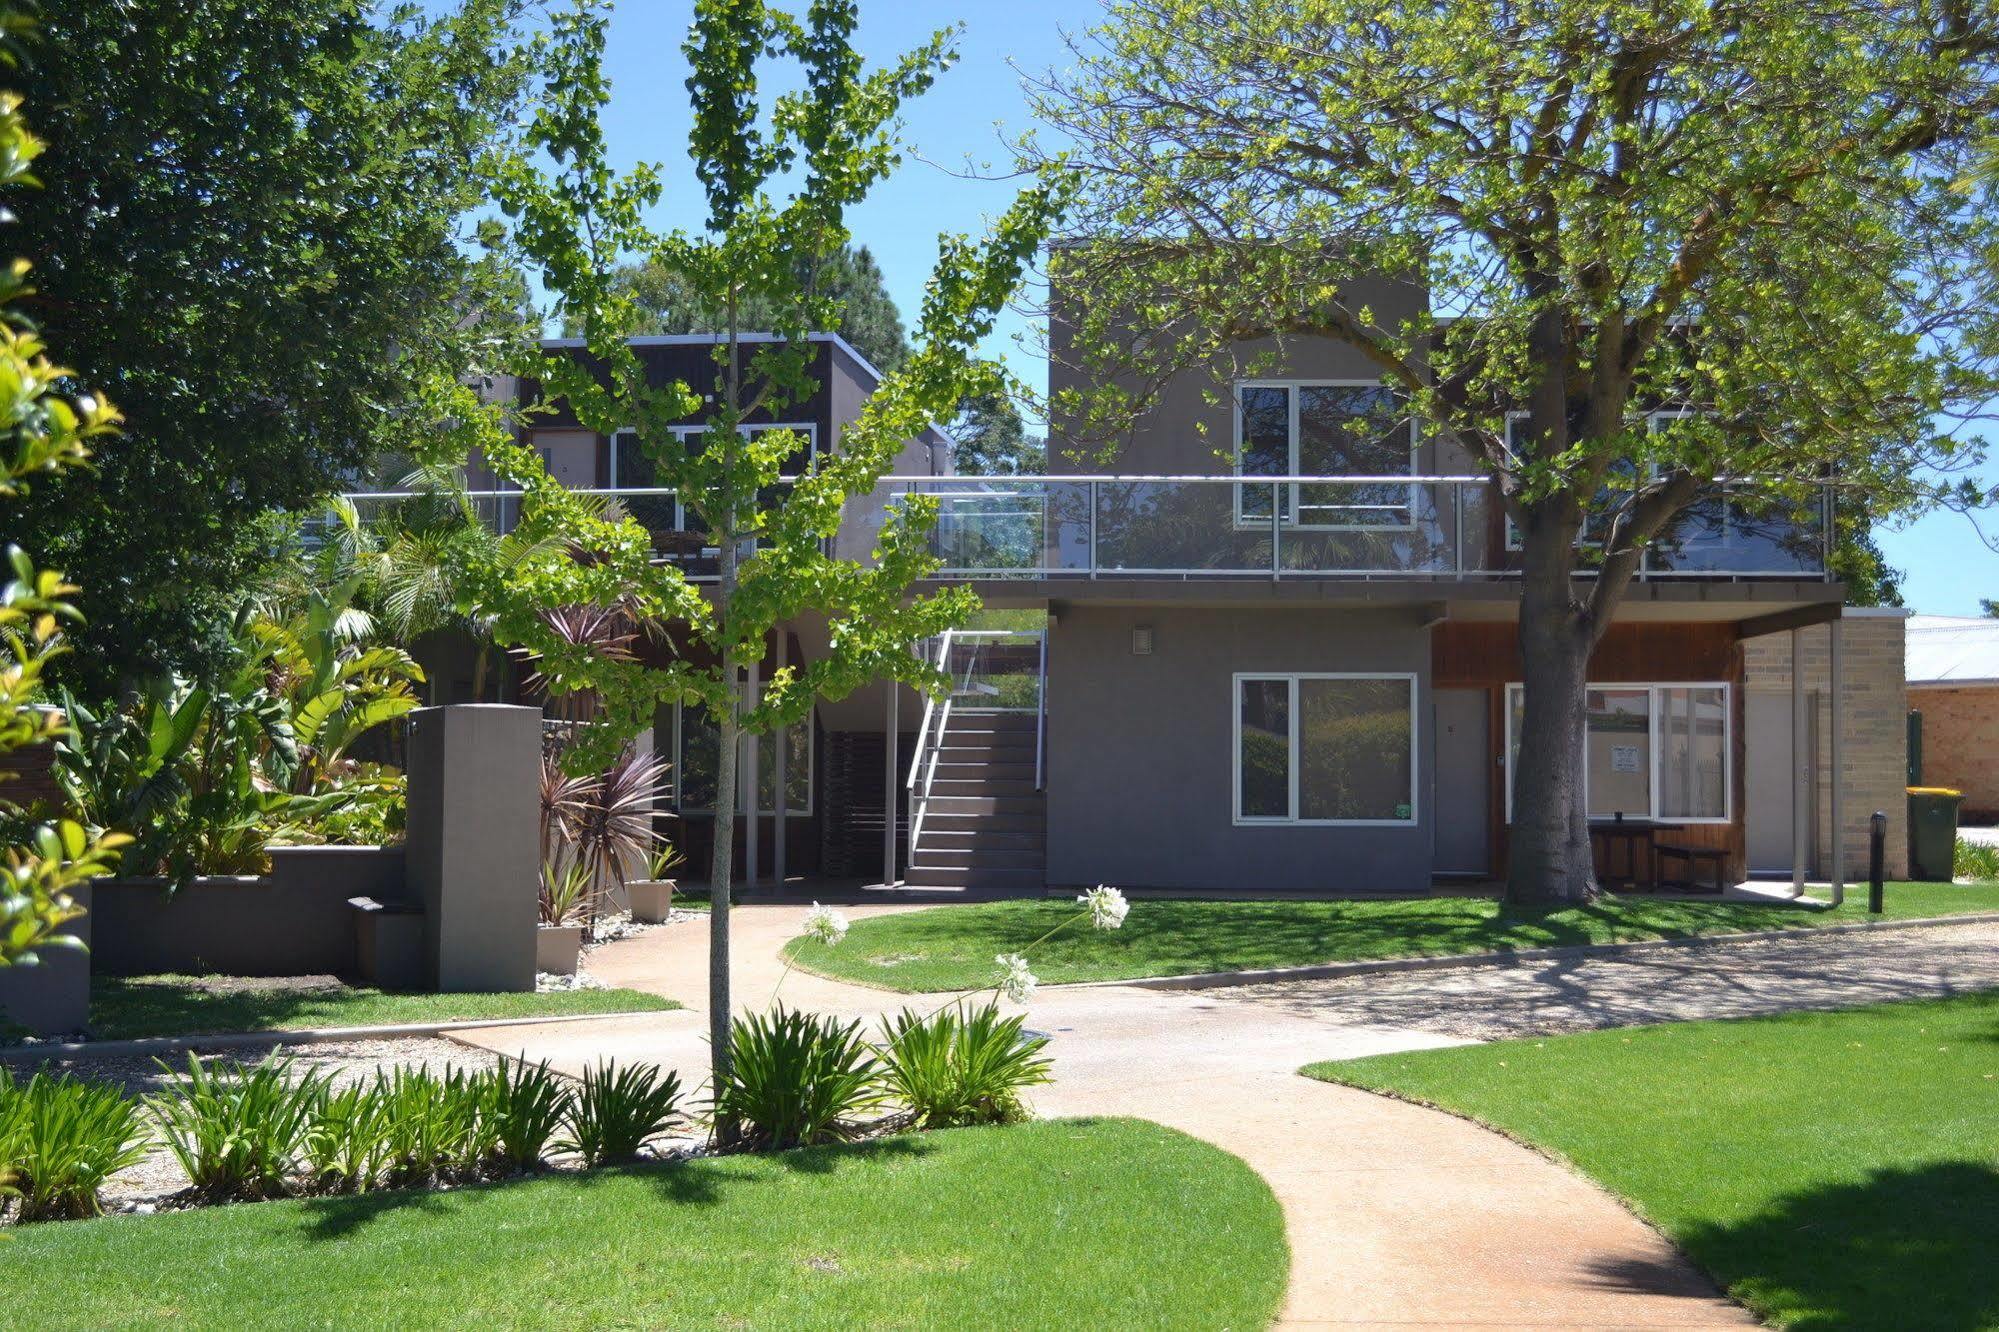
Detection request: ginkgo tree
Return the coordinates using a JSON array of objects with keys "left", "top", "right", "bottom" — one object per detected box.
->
[
  {"left": 1028, "top": 0, "right": 1999, "bottom": 902},
  {"left": 473, "top": 0, "right": 1060, "bottom": 1118}
]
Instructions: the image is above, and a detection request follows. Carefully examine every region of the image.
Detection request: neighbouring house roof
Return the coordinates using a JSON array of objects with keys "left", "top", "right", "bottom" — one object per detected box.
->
[{"left": 1907, "top": 615, "right": 1999, "bottom": 687}]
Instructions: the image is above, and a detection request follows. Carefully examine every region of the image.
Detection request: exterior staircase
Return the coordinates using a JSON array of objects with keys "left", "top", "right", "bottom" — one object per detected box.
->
[{"left": 901, "top": 710, "right": 1046, "bottom": 892}]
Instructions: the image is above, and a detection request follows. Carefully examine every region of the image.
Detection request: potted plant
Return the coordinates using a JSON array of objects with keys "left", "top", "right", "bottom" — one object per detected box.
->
[
  {"left": 537, "top": 857, "right": 593, "bottom": 975},
  {"left": 627, "top": 844, "right": 685, "bottom": 924}
]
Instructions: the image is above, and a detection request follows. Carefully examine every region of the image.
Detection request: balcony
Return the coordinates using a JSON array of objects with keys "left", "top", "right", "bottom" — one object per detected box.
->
[
  {"left": 879, "top": 475, "right": 1832, "bottom": 582},
  {"left": 339, "top": 474, "right": 1832, "bottom": 584}
]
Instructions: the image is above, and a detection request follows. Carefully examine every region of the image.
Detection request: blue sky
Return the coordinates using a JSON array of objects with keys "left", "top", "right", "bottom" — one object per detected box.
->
[{"left": 575, "top": 1, "right": 1996, "bottom": 615}]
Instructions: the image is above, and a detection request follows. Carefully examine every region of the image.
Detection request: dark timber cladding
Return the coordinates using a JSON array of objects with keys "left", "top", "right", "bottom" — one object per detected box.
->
[{"left": 1431, "top": 622, "right": 1747, "bottom": 882}]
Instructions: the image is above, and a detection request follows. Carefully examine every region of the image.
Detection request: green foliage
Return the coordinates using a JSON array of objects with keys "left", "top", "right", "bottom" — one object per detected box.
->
[
  {"left": 951, "top": 389, "right": 1047, "bottom": 475},
  {"left": 2, "top": 1068, "right": 150, "bottom": 1222},
  {"left": 377, "top": 1065, "right": 485, "bottom": 1185},
  {"left": 479, "top": 1058, "right": 574, "bottom": 1174},
  {"left": 561, "top": 1061, "right": 685, "bottom": 1166},
  {"left": 302, "top": 1081, "right": 395, "bottom": 1196},
  {"left": 588, "top": 242, "right": 911, "bottom": 373},
  {"left": 1031, "top": 0, "right": 1999, "bottom": 897},
  {"left": 0, "top": 13, "right": 127, "bottom": 964},
  {"left": 12, "top": 0, "right": 538, "bottom": 690},
  {"left": 1954, "top": 837, "right": 1999, "bottom": 881},
  {"left": 714, "top": 1006, "right": 887, "bottom": 1150},
  {"left": 53, "top": 592, "right": 422, "bottom": 886},
  {"left": 476, "top": 0, "right": 1063, "bottom": 772},
  {"left": 878, "top": 1000, "right": 1052, "bottom": 1130},
  {"left": 150, "top": 1054, "right": 324, "bottom": 1202},
  {"left": 474, "top": 0, "right": 1062, "bottom": 1109}
]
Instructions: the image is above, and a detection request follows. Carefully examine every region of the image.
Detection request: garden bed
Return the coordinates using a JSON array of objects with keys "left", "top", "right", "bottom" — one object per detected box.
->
[
  {"left": 1, "top": 1117, "right": 1287, "bottom": 1329},
  {"left": 1304, "top": 991, "right": 1999, "bottom": 1330},
  {"left": 784, "top": 883, "right": 1999, "bottom": 991}
]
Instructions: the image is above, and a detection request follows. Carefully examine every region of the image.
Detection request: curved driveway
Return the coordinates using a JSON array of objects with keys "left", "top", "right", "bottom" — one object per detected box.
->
[{"left": 460, "top": 905, "right": 1753, "bottom": 1329}]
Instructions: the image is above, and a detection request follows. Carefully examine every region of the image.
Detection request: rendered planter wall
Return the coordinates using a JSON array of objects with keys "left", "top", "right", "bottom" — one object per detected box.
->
[{"left": 87, "top": 846, "right": 409, "bottom": 978}]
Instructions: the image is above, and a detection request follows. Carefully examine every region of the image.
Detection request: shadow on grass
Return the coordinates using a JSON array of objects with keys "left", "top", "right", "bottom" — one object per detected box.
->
[
  {"left": 87, "top": 975, "right": 376, "bottom": 1041},
  {"left": 293, "top": 1131, "right": 938, "bottom": 1243},
  {"left": 1590, "top": 1161, "right": 1999, "bottom": 1331}
]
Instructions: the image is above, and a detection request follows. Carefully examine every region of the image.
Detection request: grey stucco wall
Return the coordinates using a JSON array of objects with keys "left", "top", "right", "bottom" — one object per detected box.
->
[
  {"left": 86, "top": 847, "right": 408, "bottom": 979},
  {"left": 1044, "top": 605, "right": 1435, "bottom": 894},
  {"left": 405, "top": 704, "right": 539, "bottom": 992},
  {"left": 0, "top": 883, "right": 92, "bottom": 1035}
]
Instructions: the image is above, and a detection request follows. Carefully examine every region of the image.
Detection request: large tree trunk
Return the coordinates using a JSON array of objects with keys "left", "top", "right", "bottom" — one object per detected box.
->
[{"left": 1504, "top": 525, "right": 1600, "bottom": 904}]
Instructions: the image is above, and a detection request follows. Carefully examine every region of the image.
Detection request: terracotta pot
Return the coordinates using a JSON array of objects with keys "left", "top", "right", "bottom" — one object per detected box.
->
[
  {"left": 535, "top": 924, "right": 583, "bottom": 975},
  {"left": 627, "top": 878, "right": 676, "bottom": 924}
]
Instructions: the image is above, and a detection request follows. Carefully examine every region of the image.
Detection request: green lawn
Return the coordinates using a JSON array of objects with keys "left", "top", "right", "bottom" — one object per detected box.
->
[
  {"left": 786, "top": 882, "right": 1999, "bottom": 991},
  {"left": 3, "top": 1117, "right": 1288, "bottom": 1331},
  {"left": 67, "top": 974, "right": 677, "bottom": 1042},
  {"left": 1304, "top": 993, "right": 1999, "bottom": 1330}
]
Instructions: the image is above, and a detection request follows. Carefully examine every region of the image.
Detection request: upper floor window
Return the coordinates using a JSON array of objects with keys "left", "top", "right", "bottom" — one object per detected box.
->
[
  {"left": 610, "top": 423, "right": 818, "bottom": 535},
  {"left": 1235, "top": 383, "right": 1417, "bottom": 529}
]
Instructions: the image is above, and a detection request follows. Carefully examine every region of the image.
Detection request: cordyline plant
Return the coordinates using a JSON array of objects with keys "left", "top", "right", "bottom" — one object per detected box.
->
[
  {"left": 468, "top": 0, "right": 1063, "bottom": 1134},
  {"left": 1026, "top": 0, "right": 1999, "bottom": 902}
]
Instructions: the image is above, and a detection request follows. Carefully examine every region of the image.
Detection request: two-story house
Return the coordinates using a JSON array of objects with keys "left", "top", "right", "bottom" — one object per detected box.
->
[{"left": 409, "top": 297, "right": 1904, "bottom": 898}]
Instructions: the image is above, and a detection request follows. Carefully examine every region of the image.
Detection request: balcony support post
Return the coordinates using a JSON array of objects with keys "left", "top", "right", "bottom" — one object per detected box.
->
[
  {"left": 744, "top": 652, "right": 760, "bottom": 887},
  {"left": 774, "top": 629, "right": 787, "bottom": 892},
  {"left": 884, "top": 674, "right": 900, "bottom": 888}
]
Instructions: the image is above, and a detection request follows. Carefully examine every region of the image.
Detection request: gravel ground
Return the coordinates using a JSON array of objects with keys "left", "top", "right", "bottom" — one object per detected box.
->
[
  {"left": 16, "top": 1037, "right": 485, "bottom": 1212},
  {"left": 1209, "top": 920, "right": 1999, "bottom": 1041}
]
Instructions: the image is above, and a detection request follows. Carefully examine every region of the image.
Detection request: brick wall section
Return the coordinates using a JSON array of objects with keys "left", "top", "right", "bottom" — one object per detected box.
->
[
  {"left": 1741, "top": 613, "right": 1908, "bottom": 877},
  {"left": 1910, "top": 685, "right": 1999, "bottom": 821}
]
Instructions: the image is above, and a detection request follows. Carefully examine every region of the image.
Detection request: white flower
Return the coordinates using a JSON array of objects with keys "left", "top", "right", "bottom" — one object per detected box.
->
[
  {"left": 994, "top": 952, "right": 1038, "bottom": 1004},
  {"left": 1078, "top": 884, "right": 1129, "bottom": 932},
  {"left": 800, "top": 901, "right": 849, "bottom": 947}
]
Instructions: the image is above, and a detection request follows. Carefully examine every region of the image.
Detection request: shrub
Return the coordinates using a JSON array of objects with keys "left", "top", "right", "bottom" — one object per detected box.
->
[
  {"left": 303, "top": 1080, "right": 393, "bottom": 1195},
  {"left": 1954, "top": 837, "right": 1999, "bottom": 882},
  {"left": 151, "top": 1055, "right": 323, "bottom": 1201},
  {"left": 479, "top": 1057, "right": 573, "bottom": 1173},
  {"left": 562, "top": 1061, "right": 683, "bottom": 1166},
  {"left": 714, "top": 1007, "right": 886, "bottom": 1151},
  {"left": 377, "top": 1065, "right": 482, "bottom": 1184},
  {"left": 5, "top": 1069, "right": 150, "bottom": 1221},
  {"left": 879, "top": 1001, "right": 1054, "bottom": 1130}
]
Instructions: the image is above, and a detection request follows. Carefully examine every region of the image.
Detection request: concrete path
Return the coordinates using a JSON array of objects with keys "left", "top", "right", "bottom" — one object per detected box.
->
[
  {"left": 1223, "top": 919, "right": 1999, "bottom": 1041},
  {"left": 461, "top": 906, "right": 1751, "bottom": 1328}
]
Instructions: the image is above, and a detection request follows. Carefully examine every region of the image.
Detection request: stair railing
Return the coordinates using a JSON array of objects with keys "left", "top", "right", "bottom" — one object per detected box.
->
[{"left": 906, "top": 631, "right": 980, "bottom": 859}]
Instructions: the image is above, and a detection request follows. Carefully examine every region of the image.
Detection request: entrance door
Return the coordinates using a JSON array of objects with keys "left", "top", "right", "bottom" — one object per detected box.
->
[
  {"left": 1433, "top": 688, "right": 1490, "bottom": 876},
  {"left": 1747, "top": 690, "right": 1815, "bottom": 875}
]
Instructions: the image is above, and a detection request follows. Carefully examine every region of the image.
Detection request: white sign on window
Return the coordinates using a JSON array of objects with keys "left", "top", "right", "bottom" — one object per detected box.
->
[{"left": 1610, "top": 745, "right": 1642, "bottom": 774}]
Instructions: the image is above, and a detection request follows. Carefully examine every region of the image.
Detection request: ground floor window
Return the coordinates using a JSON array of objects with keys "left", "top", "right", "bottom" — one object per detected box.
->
[
  {"left": 674, "top": 701, "right": 813, "bottom": 815},
  {"left": 1233, "top": 673, "right": 1417, "bottom": 825},
  {"left": 1505, "top": 683, "right": 1729, "bottom": 823}
]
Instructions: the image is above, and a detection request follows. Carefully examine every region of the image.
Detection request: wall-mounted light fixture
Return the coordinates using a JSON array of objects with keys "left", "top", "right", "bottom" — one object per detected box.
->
[{"left": 1131, "top": 624, "right": 1155, "bottom": 656}]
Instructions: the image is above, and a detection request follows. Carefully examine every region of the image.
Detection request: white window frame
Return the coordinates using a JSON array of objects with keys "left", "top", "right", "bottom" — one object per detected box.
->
[
  {"left": 1231, "top": 671, "right": 1420, "bottom": 827},
  {"left": 1503, "top": 680, "right": 1732, "bottom": 825},
  {"left": 672, "top": 699, "right": 815, "bottom": 817},
  {"left": 1233, "top": 381, "right": 1420, "bottom": 531}
]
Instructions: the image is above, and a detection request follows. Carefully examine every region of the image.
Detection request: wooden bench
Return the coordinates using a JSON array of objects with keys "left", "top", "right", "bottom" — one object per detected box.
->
[{"left": 1653, "top": 844, "right": 1727, "bottom": 894}]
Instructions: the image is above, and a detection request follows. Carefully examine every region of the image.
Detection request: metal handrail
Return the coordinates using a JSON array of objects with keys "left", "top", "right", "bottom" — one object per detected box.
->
[{"left": 906, "top": 631, "right": 982, "bottom": 858}]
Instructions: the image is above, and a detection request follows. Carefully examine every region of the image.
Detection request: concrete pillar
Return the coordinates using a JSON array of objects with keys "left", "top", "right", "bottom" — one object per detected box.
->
[
  {"left": 1792, "top": 627, "right": 1809, "bottom": 896},
  {"left": 1829, "top": 616, "right": 1845, "bottom": 905},
  {"left": 774, "top": 631, "right": 788, "bottom": 890},
  {"left": 745, "top": 656, "right": 760, "bottom": 886},
  {"left": 405, "top": 704, "right": 540, "bottom": 992},
  {"left": 0, "top": 883, "right": 92, "bottom": 1036},
  {"left": 884, "top": 680, "right": 899, "bottom": 887}
]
